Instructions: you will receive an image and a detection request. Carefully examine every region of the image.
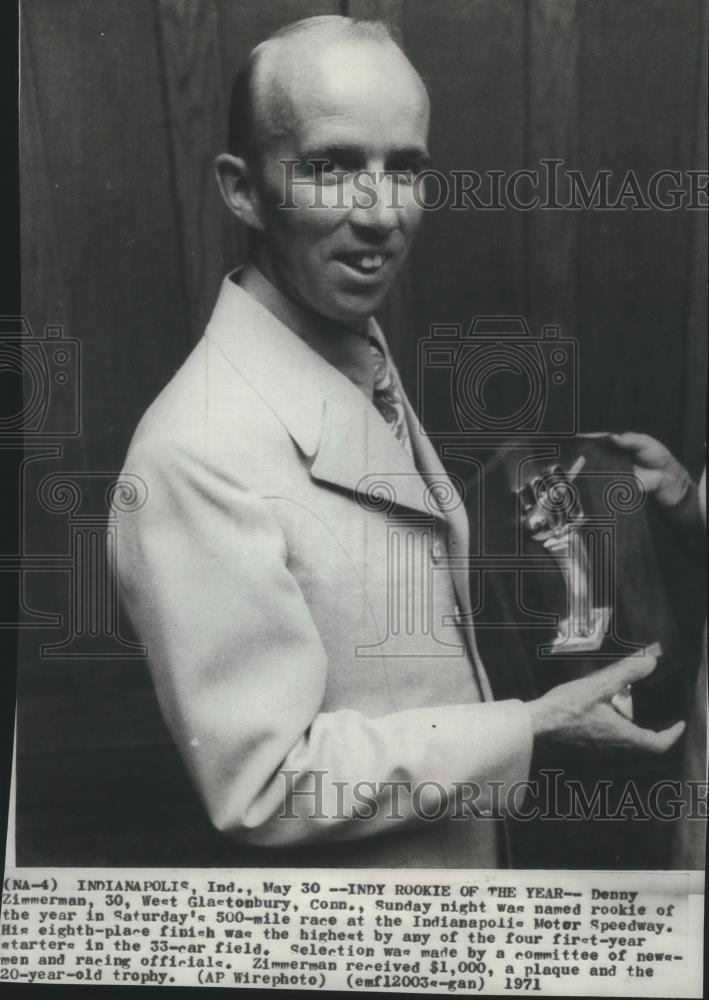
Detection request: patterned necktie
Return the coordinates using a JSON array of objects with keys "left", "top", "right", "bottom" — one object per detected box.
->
[{"left": 368, "top": 337, "right": 412, "bottom": 456}]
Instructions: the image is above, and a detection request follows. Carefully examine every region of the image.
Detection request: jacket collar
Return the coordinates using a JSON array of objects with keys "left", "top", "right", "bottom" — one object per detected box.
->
[
  {"left": 205, "top": 271, "right": 454, "bottom": 522},
  {"left": 240, "top": 263, "right": 379, "bottom": 402}
]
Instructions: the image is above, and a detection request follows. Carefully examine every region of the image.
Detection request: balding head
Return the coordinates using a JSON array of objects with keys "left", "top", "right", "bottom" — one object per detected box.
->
[{"left": 227, "top": 16, "right": 428, "bottom": 163}]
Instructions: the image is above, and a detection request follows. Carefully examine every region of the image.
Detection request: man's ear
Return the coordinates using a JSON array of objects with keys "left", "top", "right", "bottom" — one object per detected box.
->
[{"left": 214, "top": 153, "right": 265, "bottom": 231}]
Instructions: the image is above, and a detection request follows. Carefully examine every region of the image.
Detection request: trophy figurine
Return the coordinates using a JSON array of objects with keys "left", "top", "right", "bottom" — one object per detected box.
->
[{"left": 517, "top": 456, "right": 612, "bottom": 655}]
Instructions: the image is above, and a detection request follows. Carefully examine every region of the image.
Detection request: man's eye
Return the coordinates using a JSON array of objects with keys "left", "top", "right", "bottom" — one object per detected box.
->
[{"left": 308, "top": 158, "right": 348, "bottom": 182}]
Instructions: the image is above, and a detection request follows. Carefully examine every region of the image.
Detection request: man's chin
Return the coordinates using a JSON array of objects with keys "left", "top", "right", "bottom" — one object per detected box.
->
[{"left": 323, "top": 289, "right": 392, "bottom": 327}]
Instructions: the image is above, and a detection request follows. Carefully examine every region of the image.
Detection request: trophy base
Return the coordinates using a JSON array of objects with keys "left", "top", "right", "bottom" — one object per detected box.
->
[{"left": 545, "top": 606, "right": 612, "bottom": 654}]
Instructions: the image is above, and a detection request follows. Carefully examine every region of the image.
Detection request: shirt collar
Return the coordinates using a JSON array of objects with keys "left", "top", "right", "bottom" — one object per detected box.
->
[{"left": 235, "top": 263, "right": 378, "bottom": 402}]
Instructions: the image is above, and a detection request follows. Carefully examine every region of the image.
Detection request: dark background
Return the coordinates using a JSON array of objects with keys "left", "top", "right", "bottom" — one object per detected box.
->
[{"left": 15, "top": 0, "right": 707, "bottom": 866}]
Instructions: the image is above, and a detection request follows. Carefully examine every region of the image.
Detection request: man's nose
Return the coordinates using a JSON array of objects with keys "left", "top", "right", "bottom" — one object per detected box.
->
[{"left": 349, "top": 171, "right": 399, "bottom": 236}]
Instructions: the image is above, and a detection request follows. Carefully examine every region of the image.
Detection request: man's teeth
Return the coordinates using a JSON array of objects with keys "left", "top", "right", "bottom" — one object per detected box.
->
[{"left": 342, "top": 253, "right": 385, "bottom": 270}]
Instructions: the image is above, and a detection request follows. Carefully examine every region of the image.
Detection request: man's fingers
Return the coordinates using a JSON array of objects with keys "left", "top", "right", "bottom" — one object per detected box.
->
[
  {"left": 608, "top": 431, "right": 651, "bottom": 450},
  {"left": 613, "top": 715, "right": 686, "bottom": 754},
  {"left": 652, "top": 720, "right": 687, "bottom": 752},
  {"left": 610, "top": 689, "right": 634, "bottom": 720},
  {"left": 595, "top": 643, "right": 662, "bottom": 696},
  {"left": 580, "top": 430, "right": 664, "bottom": 452}
]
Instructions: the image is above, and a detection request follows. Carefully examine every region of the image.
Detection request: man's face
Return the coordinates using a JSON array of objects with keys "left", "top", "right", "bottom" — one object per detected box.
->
[{"left": 251, "top": 39, "right": 430, "bottom": 326}]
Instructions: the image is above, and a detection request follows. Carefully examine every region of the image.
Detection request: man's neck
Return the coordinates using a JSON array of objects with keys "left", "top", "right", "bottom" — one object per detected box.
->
[
  {"left": 236, "top": 262, "right": 378, "bottom": 401},
  {"left": 240, "top": 261, "right": 367, "bottom": 339}
]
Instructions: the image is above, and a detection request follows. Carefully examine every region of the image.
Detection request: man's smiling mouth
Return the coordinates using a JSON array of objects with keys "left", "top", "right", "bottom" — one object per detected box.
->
[{"left": 336, "top": 252, "right": 389, "bottom": 274}]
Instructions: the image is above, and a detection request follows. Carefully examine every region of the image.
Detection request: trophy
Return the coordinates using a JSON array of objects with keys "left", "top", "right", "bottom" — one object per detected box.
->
[
  {"left": 515, "top": 455, "right": 612, "bottom": 654},
  {"left": 514, "top": 453, "right": 634, "bottom": 719}
]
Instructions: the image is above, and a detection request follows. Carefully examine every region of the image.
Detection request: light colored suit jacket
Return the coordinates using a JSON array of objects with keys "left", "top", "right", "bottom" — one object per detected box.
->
[{"left": 113, "top": 274, "right": 533, "bottom": 868}]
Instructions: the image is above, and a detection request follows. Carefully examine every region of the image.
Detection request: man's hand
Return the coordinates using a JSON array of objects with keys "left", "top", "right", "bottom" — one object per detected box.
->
[
  {"left": 528, "top": 643, "right": 685, "bottom": 753},
  {"left": 587, "top": 431, "right": 692, "bottom": 508}
]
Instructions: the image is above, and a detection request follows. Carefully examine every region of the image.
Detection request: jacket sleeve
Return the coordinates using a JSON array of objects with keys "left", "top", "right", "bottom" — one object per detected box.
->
[{"left": 112, "top": 437, "right": 534, "bottom": 847}]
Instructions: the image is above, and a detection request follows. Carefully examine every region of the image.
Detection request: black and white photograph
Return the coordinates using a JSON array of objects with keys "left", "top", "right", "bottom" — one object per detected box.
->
[{"left": 3, "top": 0, "right": 707, "bottom": 994}]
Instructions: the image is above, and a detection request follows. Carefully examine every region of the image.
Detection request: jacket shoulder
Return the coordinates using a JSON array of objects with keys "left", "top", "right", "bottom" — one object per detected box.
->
[{"left": 127, "top": 334, "right": 287, "bottom": 470}]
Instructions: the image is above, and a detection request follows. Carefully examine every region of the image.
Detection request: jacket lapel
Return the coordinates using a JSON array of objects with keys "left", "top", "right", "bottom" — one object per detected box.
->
[
  {"left": 205, "top": 276, "right": 443, "bottom": 520},
  {"left": 310, "top": 396, "right": 443, "bottom": 518},
  {"left": 372, "top": 318, "right": 471, "bottom": 587},
  {"left": 391, "top": 344, "right": 493, "bottom": 701}
]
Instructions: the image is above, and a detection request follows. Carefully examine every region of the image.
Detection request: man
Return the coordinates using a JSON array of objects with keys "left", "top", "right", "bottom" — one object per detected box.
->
[{"left": 112, "top": 15, "right": 683, "bottom": 868}]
